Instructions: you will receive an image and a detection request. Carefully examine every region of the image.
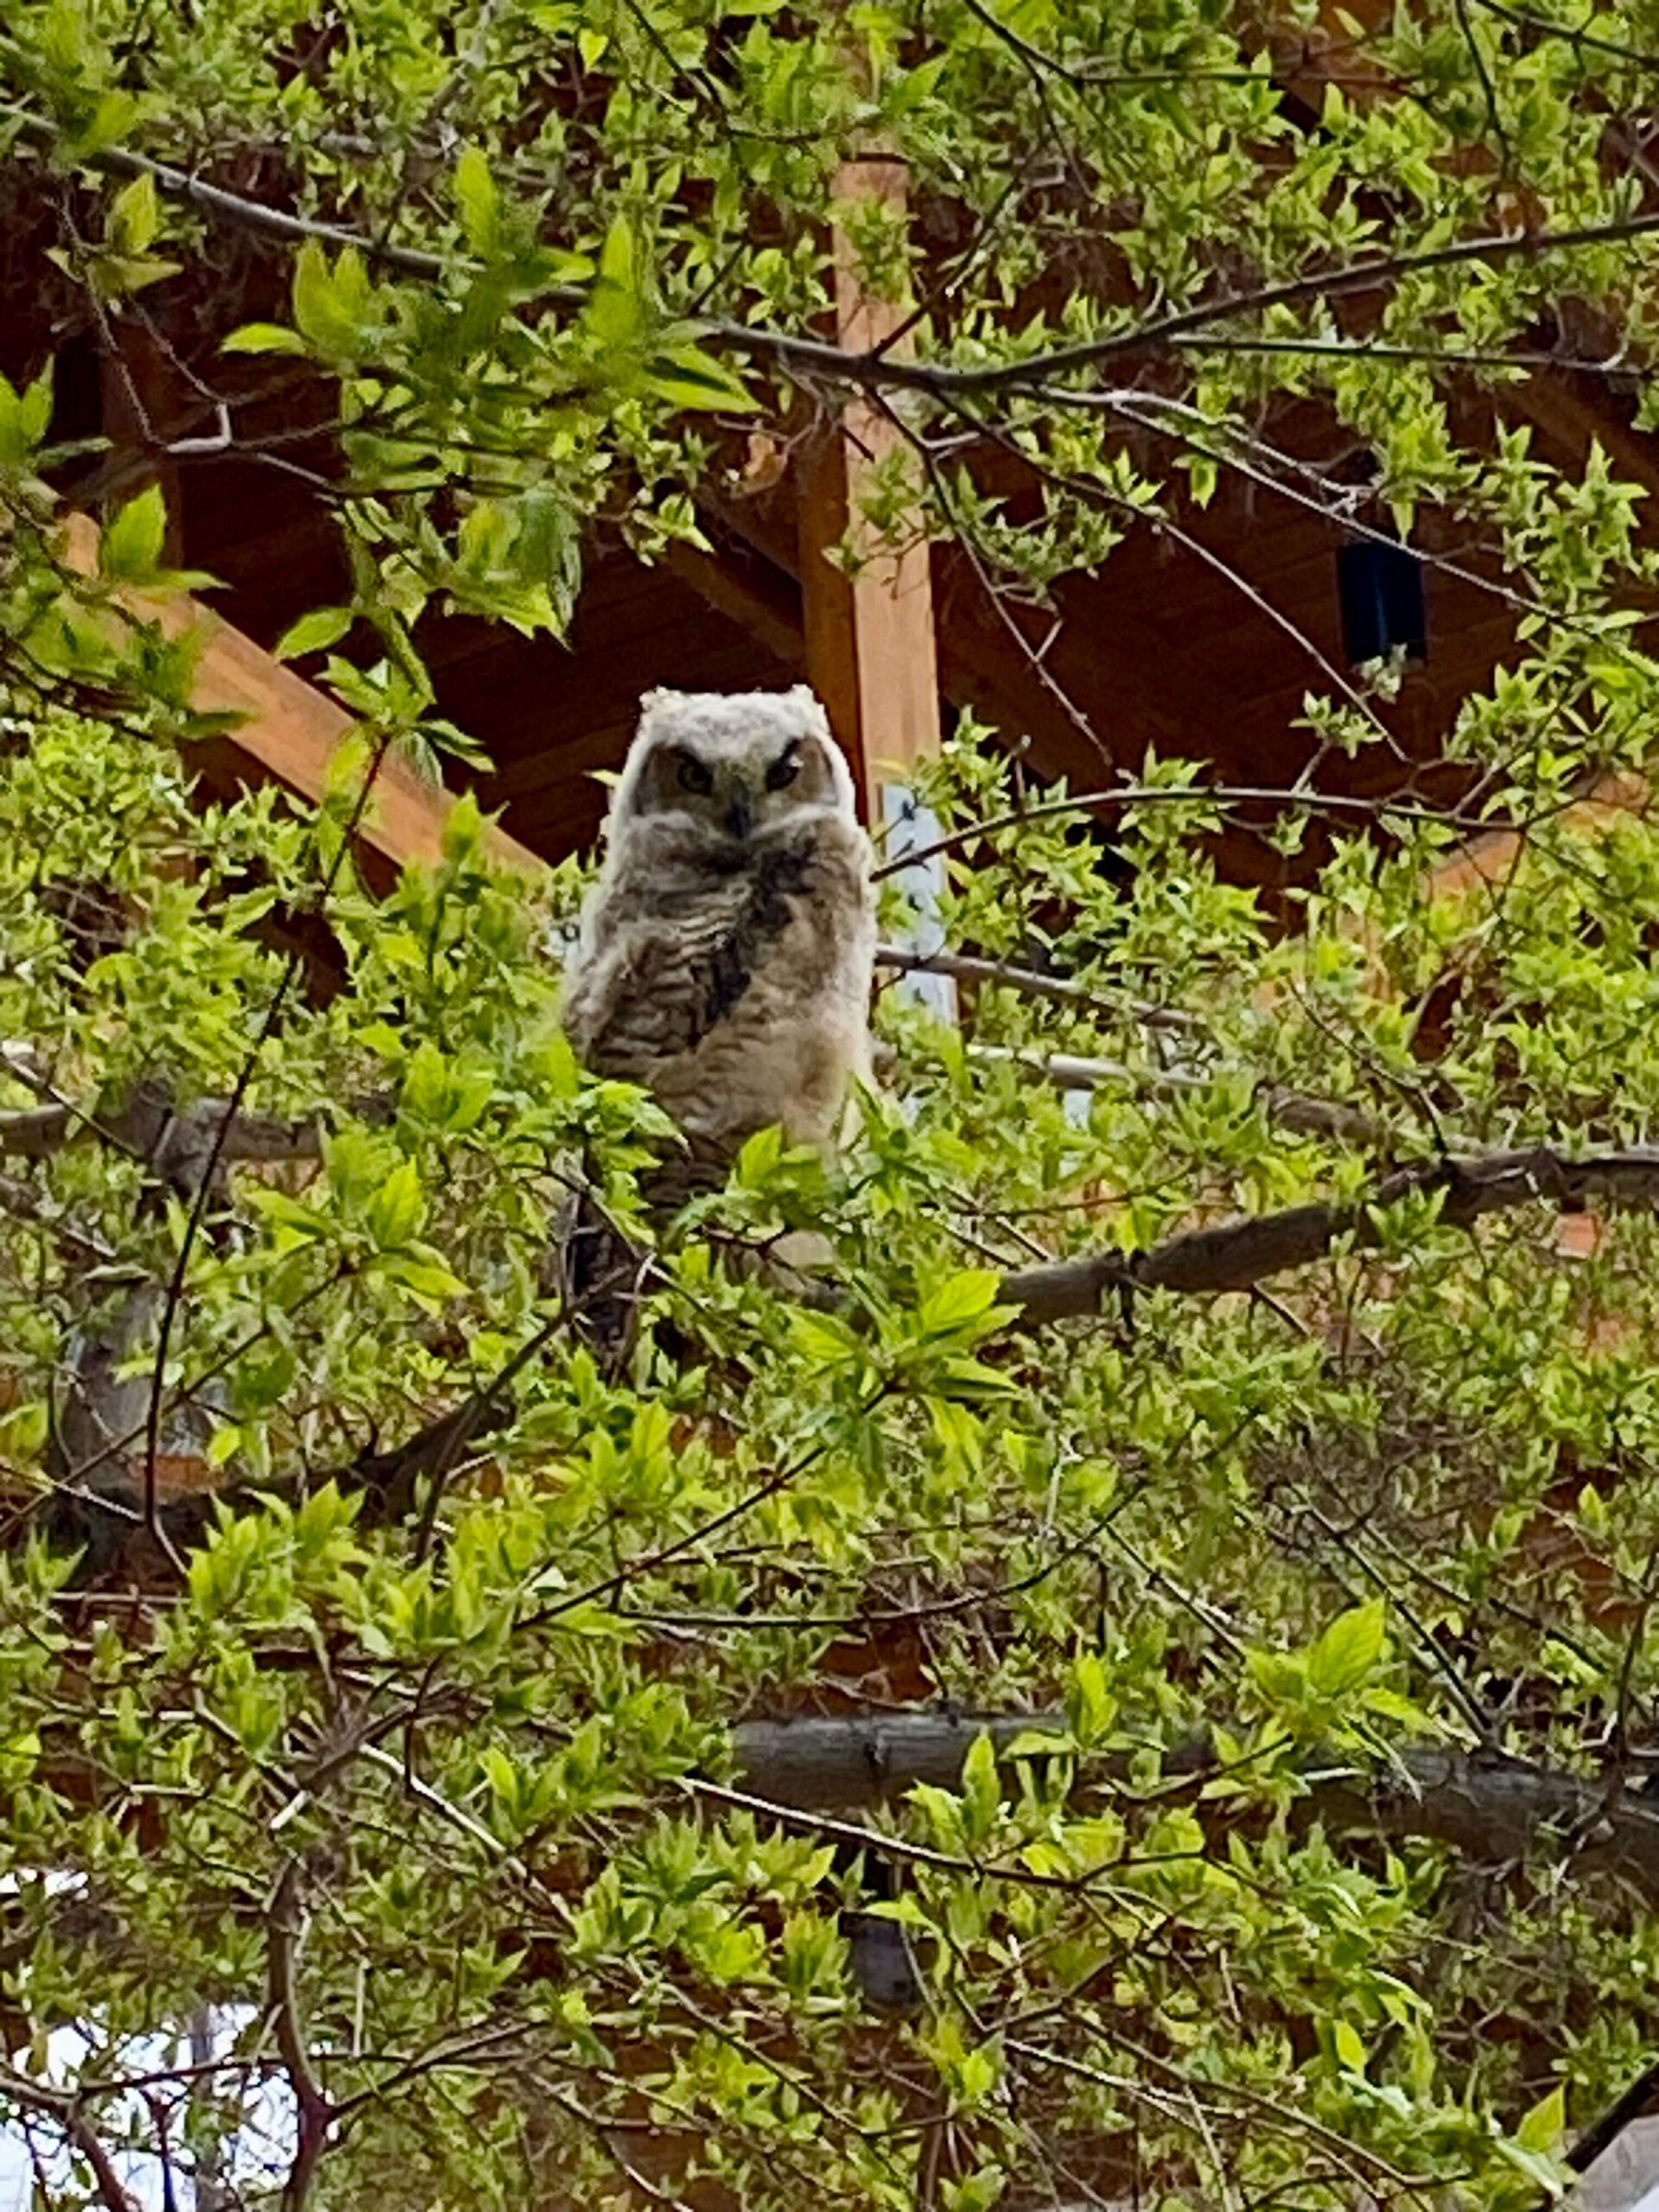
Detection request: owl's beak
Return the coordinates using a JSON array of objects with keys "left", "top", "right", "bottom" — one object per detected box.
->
[{"left": 725, "top": 792, "right": 754, "bottom": 840}]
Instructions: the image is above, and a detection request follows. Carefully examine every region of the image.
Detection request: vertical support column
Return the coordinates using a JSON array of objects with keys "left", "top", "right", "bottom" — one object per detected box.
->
[{"left": 798, "top": 152, "right": 955, "bottom": 1023}]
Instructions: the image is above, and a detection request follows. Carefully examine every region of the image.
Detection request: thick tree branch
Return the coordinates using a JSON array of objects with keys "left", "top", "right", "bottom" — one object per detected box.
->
[
  {"left": 730, "top": 1712, "right": 1659, "bottom": 1902},
  {"left": 48, "top": 1143, "right": 1659, "bottom": 1556},
  {"left": 0, "top": 1103, "right": 73, "bottom": 1157},
  {"left": 1000, "top": 1146, "right": 1659, "bottom": 1324},
  {"left": 18, "top": 112, "right": 1659, "bottom": 400},
  {"left": 0, "top": 1084, "right": 322, "bottom": 1173}
]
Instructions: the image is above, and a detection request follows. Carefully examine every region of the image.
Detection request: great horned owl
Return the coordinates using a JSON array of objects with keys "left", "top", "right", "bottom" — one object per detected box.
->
[{"left": 559, "top": 685, "right": 874, "bottom": 1343}]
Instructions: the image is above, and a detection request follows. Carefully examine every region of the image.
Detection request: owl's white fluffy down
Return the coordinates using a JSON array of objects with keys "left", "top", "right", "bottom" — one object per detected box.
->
[{"left": 561, "top": 685, "right": 875, "bottom": 1207}]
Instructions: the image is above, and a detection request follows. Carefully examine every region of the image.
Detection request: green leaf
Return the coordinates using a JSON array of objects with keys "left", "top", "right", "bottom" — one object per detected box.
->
[
  {"left": 1496, "top": 2139, "right": 1567, "bottom": 2197},
  {"left": 1069, "top": 1650, "right": 1116, "bottom": 1742},
  {"left": 1306, "top": 1601, "right": 1388, "bottom": 1699},
  {"left": 441, "top": 788, "right": 485, "bottom": 863},
  {"left": 401, "top": 1039, "right": 450, "bottom": 1122},
  {"left": 787, "top": 1309, "right": 864, "bottom": 1367},
  {"left": 290, "top": 239, "right": 378, "bottom": 359},
  {"left": 1516, "top": 2085, "right": 1567, "bottom": 2154},
  {"left": 917, "top": 1270, "right": 1005, "bottom": 1337},
  {"left": 641, "top": 342, "right": 760, "bottom": 416},
  {"left": 0, "top": 365, "right": 54, "bottom": 467},
  {"left": 67, "top": 88, "right": 140, "bottom": 156},
  {"left": 454, "top": 144, "right": 500, "bottom": 257},
  {"left": 1183, "top": 451, "right": 1219, "bottom": 508},
  {"left": 959, "top": 1730, "right": 1001, "bottom": 1841},
  {"left": 221, "top": 323, "right": 309, "bottom": 356},
  {"left": 276, "top": 606, "right": 356, "bottom": 660},
  {"left": 583, "top": 217, "right": 646, "bottom": 352},
  {"left": 99, "top": 483, "right": 168, "bottom": 582},
  {"left": 106, "top": 171, "right": 160, "bottom": 256},
  {"left": 376, "top": 1250, "right": 469, "bottom": 1304},
  {"left": 365, "top": 1159, "right": 425, "bottom": 1249},
  {"left": 245, "top": 1187, "right": 332, "bottom": 1240}
]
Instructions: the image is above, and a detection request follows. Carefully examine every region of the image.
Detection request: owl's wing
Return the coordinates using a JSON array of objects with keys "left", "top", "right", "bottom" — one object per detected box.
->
[
  {"left": 563, "top": 917, "right": 721, "bottom": 1077},
  {"left": 563, "top": 866, "right": 798, "bottom": 1077}
]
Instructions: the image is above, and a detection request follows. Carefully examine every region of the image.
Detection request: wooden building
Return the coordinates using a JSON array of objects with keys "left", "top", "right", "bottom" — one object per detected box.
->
[{"left": 9, "top": 152, "right": 1657, "bottom": 890}]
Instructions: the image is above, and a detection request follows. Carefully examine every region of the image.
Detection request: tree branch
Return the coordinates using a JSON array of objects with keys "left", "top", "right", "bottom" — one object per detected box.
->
[
  {"left": 0, "top": 2062, "right": 143, "bottom": 2212},
  {"left": 999, "top": 1146, "right": 1659, "bottom": 1324},
  {"left": 0, "top": 1104, "right": 72, "bottom": 1158},
  {"left": 51, "top": 1144, "right": 1659, "bottom": 1557},
  {"left": 956, "top": 1041, "right": 1384, "bottom": 1146},
  {"left": 730, "top": 1712, "right": 1659, "bottom": 1902},
  {"left": 266, "top": 1861, "right": 334, "bottom": 2212},
  {"left": 0, "top": 1083, "right": 323, "bottom": 1173},
  {"left": 874, "top": 942, "right": 1198, "bottom": 1033},
  {"left": 19, "top": 111, "right": 1659, "bottom": 400}
]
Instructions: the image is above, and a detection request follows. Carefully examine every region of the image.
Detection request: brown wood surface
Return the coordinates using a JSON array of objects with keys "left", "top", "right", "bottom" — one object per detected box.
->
[
  {"left": 54, "top": 508, "right": 543, "bottom": 877},
  {"left": 797, "top": 152, "right": 943, "bottom": 815}
]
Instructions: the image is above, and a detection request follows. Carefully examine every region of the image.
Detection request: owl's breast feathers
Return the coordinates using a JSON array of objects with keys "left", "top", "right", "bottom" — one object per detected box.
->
[{"left": 562, "top": 817, "right": 874, "bottom": 1171}]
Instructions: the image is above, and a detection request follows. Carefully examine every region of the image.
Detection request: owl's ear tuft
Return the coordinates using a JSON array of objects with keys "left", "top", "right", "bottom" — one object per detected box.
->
[
  {"left": 788, "top": 685, "right": 831, "bottom": 734},
  {"left": 638, "top": 686, "right": 679, "bottom": 724}
]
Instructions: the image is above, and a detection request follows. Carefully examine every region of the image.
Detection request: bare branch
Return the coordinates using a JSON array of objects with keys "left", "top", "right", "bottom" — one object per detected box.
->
[
  {"left": 734, "top": 1711, "right": 1052, "bottom": 1811},
  {"left": 955, "top": 1042, "right": 1385, "bottom": 1146},
  {"left": 874, "top": 942, "right": 1198, "bottom": 1033},
  {"left": 0, "top": 1084, "right": 321, "bottom": 1173}
]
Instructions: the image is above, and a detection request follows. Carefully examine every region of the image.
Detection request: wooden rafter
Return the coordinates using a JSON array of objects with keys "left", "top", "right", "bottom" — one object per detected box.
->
[{"left": 54, "top": 509, "right": 542, "bottom": 878}]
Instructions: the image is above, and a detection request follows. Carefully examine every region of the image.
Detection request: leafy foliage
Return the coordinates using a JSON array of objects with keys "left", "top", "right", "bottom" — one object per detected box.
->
[
  {"left": 0, "top": 700, "right": 1655, "bottom": 2205},
  {"left": 6, "top": 1, "right": 1659, "bottom": 2208}
]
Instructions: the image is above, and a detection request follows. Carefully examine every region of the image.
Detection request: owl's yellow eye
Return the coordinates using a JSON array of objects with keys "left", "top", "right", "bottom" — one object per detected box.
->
[
  {"left": 676, "top": 752, "right": 714, "bottom": 795},
  {"left": 766, "top": 745, "right": 802, "bottom": 792}
]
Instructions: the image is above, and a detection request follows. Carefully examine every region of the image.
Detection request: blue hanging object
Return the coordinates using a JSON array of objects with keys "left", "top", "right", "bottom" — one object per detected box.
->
[{"left": 1337, "top": 539, "right": 1427, "bottom": 664}]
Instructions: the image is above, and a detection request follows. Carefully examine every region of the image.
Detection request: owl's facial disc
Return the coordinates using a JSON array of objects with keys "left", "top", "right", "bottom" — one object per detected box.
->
[{"left": 630, "top": 704, "right": 842, "bottom": 843}]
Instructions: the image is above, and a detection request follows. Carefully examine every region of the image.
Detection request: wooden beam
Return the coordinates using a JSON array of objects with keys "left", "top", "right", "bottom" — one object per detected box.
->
[
  {"left": 797, "top": 153, "right": 943, "bottom": 819},
  {"left": 1426, "top": 771, "right": 1649, "bottom": 902},
  {"left": 659, "top": 537, "right": 804, "bottom": 670},
  {"left": 54, "top": 509, "right": 543, "bottom": 878}
]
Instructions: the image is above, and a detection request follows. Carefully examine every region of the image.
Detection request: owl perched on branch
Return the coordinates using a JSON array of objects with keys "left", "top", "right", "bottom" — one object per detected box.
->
[{"left": 559, "top": 685, "right": 875, "bottom": 1348}]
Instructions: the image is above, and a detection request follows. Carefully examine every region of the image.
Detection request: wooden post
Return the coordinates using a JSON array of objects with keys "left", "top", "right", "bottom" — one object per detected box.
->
[
  {"left": 798, "top": 153, "right": 942, "bottom": 817},
  {"left": 798, "top": 150, "right": 955, "bottom": 1020}
]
